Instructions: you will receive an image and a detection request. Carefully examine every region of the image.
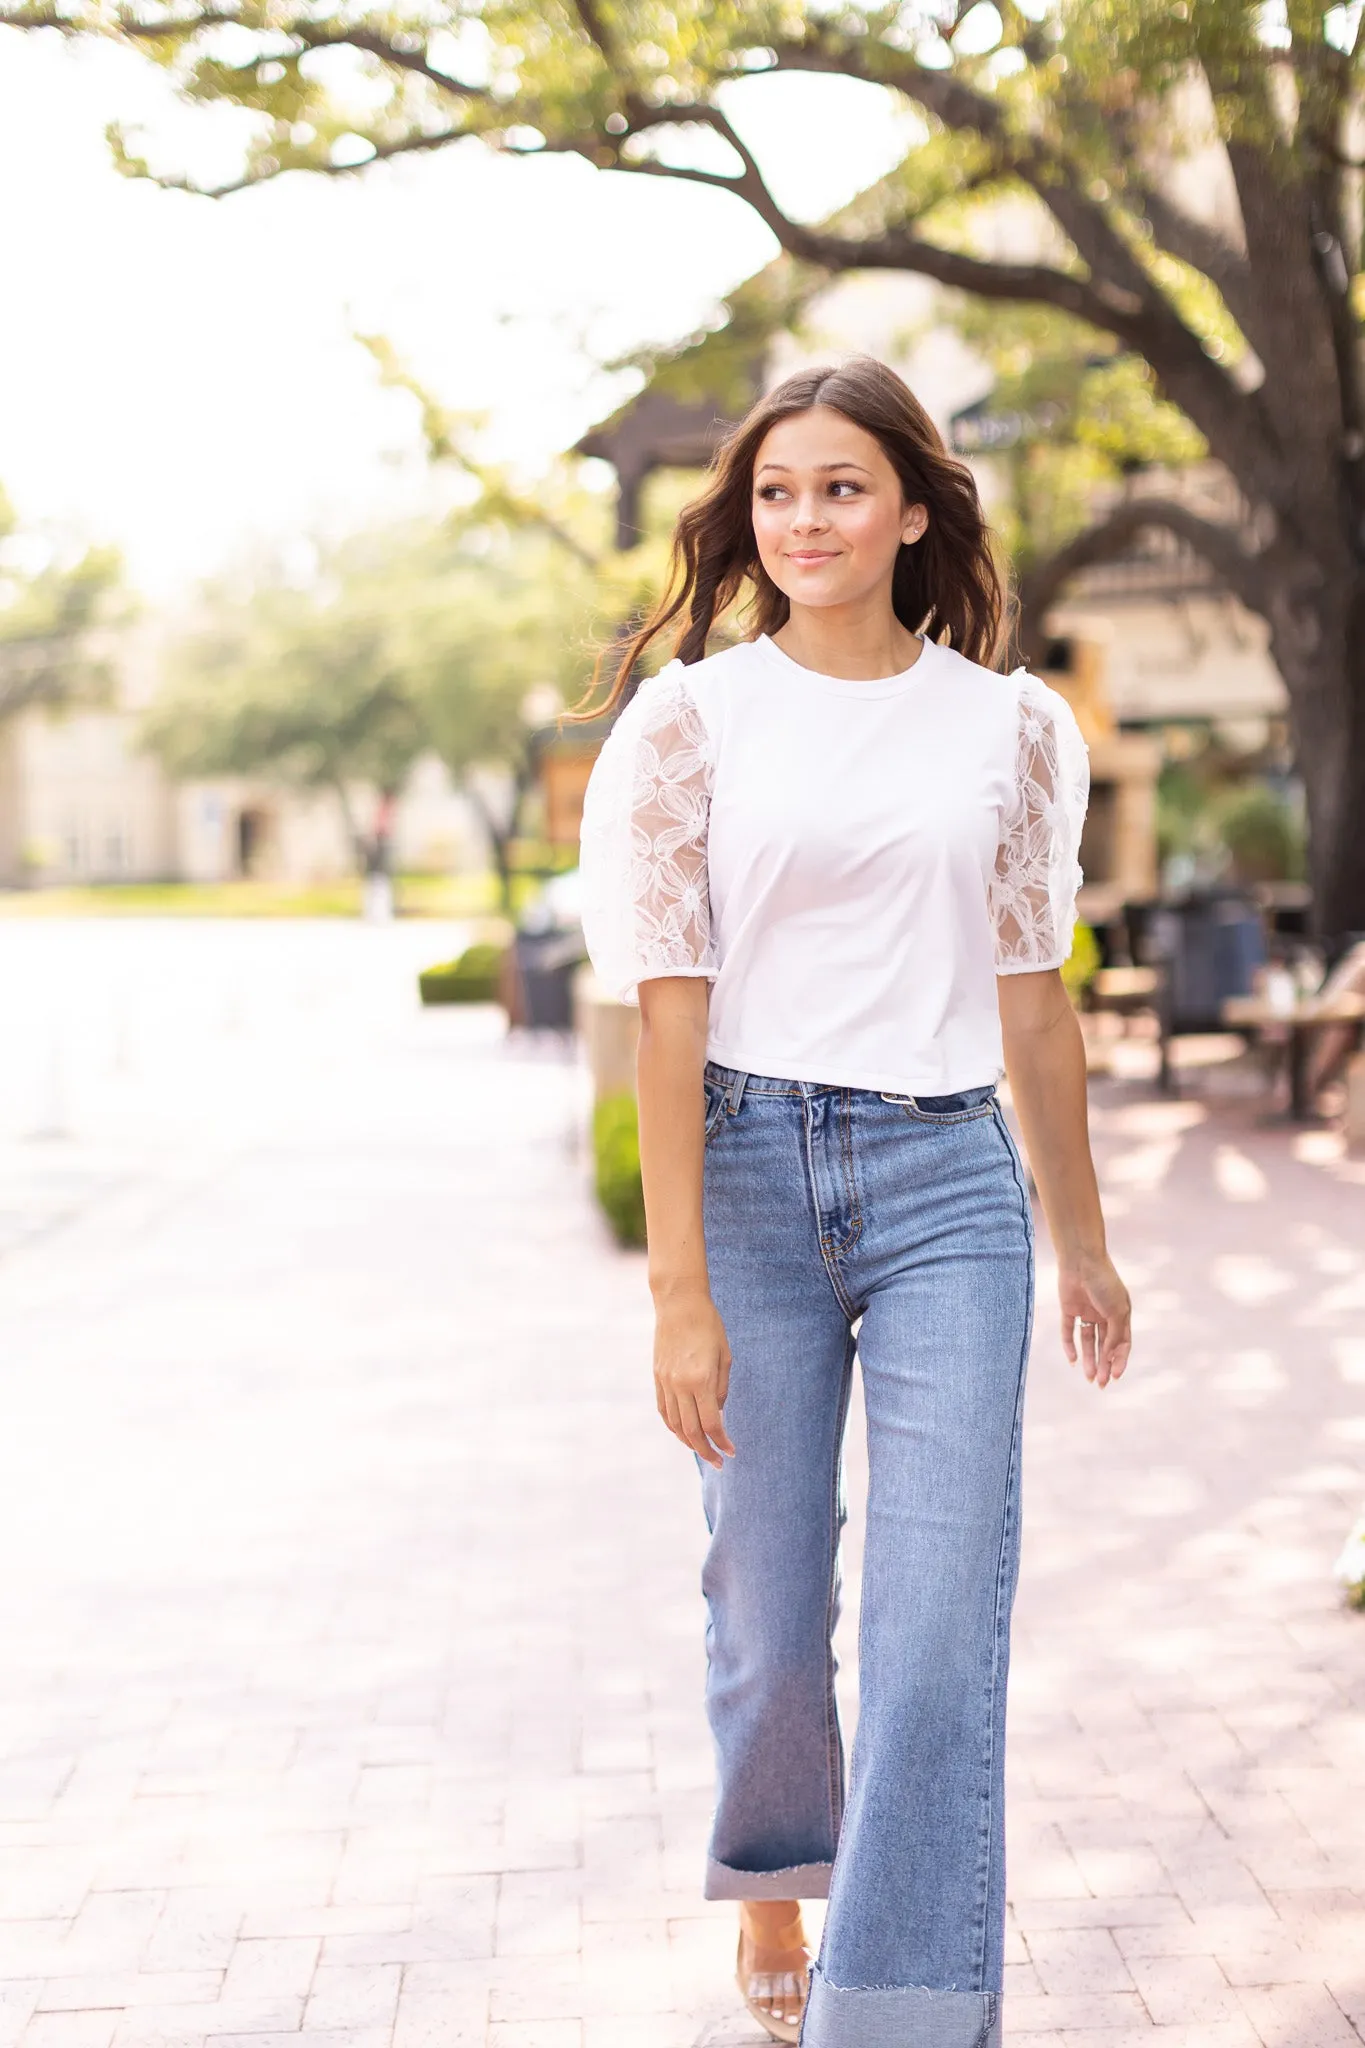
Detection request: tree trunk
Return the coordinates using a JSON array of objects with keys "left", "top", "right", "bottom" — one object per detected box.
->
[
  {"left": 458, "top": 750, "right": 540, "bottom": 915},
  {"left": 461, "top": 780, "right": 517, "bottom": 912},
  {"left": 368, "top": 789, "right": 397, "bottom": 877},
  {"left": 1271, "top": 579, "right": 1365, "bottom": 947},
  {"left": 326, "top": 772, "right": 371, "bottom": 877},
  {"left": 487, "top": 826, "right": 515, "bottom": 914}
]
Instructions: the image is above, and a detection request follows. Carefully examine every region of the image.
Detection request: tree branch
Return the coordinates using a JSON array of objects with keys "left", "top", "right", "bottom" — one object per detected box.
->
[
  {"left": 6, "top": 2, "right": 1302, "bottom": 525},
  {"left": 287, "top": 24, "right": 489, "bottom": 98},
  {"left": 1069, "top": 95, "right": 1257, "bottom": 323},
  {"left": 601, "top": 107, "right": 1288, "bottom": 514},
  {"left": 1127, "top": 182, "right": 1254, "bottom": 307},
  {"left": 765, "top": 28, "right": 1163, "bottom": 304},
  {"left": 755, "top": 37, "right": 1292, "bottom": 507},
  {"left": 567, "top": 0, "right": 613, "bottom": 63},
  {"left": 1015, "top": 497, "right": 1279, "bottom": 656},
  {"left": 0, "top": 3, "right": 232, "bottom": 24},
  {"left": 605, "top": 103, "right": 1139, "bottom": 328},
  {"left": 4, "top": 7, "right": 491, "bottom": 100},
  {"left": 159, "top": 121, "right": 469, "bottom": 197}
]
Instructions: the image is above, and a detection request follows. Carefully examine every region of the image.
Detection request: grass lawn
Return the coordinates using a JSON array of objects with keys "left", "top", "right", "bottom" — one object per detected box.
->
[{"left": 0, "top": 875, "right": 517, "bottom": 920}]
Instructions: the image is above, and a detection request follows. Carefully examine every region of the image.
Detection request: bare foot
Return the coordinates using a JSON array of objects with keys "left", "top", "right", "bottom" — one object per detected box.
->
[{"left": 737, "top": 1899, "right": 809, "bottom": 2041}]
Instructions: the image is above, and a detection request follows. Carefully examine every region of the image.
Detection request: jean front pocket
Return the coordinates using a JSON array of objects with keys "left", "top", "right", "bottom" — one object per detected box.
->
[
  {"left": 702, "top": 1080, "right": 728, "bottom": 1143},
  {"left": 883, "top": 1085, "right": 997, "bottom": 1125}
]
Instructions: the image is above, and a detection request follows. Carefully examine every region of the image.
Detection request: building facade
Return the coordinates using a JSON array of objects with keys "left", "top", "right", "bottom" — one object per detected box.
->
[{"left": 0, "top": 702, "right": 485, "bottom": 889}]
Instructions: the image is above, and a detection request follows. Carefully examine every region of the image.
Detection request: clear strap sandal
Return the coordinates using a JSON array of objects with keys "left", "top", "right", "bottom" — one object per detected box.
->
[{"left": 736, "top": 1915, "right": 811, "bottom": 2044}]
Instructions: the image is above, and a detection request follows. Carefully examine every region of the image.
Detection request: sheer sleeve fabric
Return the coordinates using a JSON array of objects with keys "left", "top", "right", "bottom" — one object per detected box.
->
[
  {"left": 578, "top": 660, "right": 717, "bottom": 1003},
  {"left": 990, "top": 675, "right": 1090, "bottom": 974}
]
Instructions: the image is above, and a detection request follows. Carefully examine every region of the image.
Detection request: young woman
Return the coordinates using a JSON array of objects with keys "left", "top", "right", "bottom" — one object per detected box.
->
[{"left": 577, "top": 357, "right": 1132, "bottom": 2048}]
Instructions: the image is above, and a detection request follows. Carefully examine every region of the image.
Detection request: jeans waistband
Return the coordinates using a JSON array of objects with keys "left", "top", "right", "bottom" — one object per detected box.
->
[{"left": 703, "top": 1061, "right": 998, "bottom": 1116}]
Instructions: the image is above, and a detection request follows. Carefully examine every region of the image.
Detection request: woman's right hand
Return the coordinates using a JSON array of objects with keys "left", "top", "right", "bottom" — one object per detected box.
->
[{"left": 652, "top": 1286, "right": 735, "bottom": 1469}]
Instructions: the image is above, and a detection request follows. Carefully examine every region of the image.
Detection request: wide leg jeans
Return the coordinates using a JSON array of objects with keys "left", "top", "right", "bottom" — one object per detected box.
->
[{"left": 698, "top": 1063, "right": 1035, "bottom": 2048}]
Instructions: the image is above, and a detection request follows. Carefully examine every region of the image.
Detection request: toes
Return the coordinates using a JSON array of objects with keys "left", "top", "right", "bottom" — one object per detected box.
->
[
  {"left": 752, "top": 1970, "right": 805, "bottom": 2020},
  {"left": 741, "top": 1950, "right": 809, "bottom": 2032}
]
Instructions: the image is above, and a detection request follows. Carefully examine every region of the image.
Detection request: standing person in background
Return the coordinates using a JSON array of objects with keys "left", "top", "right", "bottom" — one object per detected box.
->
[{"left": 576, "top": 358, "right": 1131, "bottom": 2048}]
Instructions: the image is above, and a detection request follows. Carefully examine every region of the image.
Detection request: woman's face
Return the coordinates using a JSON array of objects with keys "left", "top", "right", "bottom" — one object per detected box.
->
[{"left": 751, "top": 405, "right": 927, "bottom": 610}]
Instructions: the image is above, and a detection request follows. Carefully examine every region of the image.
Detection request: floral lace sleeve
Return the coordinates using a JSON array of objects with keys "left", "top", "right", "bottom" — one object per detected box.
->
[
  {"left": 990, "top": 674, "right": 1090, "bottom": 974},
  {"left": 578, "top": 660, "right": 717, "bottom": 1002}
]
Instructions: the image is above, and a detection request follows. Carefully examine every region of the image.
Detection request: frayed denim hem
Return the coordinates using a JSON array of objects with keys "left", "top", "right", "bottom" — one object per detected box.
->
[
  {"left": 703, "top": 1856, "right": 833, "bottom": 1901},
  {"left": 800, "top": 1968, "right": 1001, "bottom": 2048}
]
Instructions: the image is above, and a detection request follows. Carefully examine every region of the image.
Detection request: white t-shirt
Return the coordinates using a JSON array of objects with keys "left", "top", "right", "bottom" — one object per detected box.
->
[{"left": 578, "top": 632, "right": 1089, "bottom": 1097}]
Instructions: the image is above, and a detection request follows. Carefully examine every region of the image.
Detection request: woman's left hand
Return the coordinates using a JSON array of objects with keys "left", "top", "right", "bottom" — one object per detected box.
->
[{"left": 1058, "top": 1254, "right": 1131, "bottom": 1388}]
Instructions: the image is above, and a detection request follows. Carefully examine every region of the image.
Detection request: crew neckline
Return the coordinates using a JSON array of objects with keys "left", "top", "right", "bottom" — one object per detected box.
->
[{"left": 754, "top": 631, "right": 941, "bottom": 698}]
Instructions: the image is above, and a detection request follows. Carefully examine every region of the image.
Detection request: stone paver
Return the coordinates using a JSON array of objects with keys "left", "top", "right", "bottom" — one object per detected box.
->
[{"left": 0, "top": 921, "right": 1361, "bottom": 2047}]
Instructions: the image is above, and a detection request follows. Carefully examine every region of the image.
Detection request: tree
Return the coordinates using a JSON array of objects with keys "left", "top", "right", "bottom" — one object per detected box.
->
[
  {"left": 145, "top": 521, "right": 603, "bottom": 898},
  {"left": 0, "top": 484, "right": 125, "bottom": 726},
  {"left": 393, "top": 524, "right": 604, "bottom": 900},
  {"left": 145, "top": 546, "right": 434, "bottom": 875},
  {"left": 12, "top": 3, "right": 1365, "bottom": 931},
  {"left": 358, "top": 337, "right": 685, "bottom": 896}
]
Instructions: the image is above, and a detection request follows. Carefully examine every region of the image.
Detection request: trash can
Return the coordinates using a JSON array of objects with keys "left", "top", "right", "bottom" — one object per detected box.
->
[
  {"left": 1150, "top": 890, "right": 1266, "bottom": 1090},
  {"left": 513, "top": 930, "right": 584, "bottom": 1031}
]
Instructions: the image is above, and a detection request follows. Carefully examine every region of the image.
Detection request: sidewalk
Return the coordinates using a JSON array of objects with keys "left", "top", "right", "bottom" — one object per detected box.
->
[{"left": 0, "top": 923, "right": 1360, "bottom": 2048}]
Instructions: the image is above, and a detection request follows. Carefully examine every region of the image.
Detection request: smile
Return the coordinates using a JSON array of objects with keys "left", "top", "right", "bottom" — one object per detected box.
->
[{"left": 786, "top": 550, "right": 839, "bottom": 564}]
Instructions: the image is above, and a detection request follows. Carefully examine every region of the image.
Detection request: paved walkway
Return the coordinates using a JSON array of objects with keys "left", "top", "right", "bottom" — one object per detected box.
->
[{"left": 0, "top": 922, "right": 1360, "bottom": 2048}]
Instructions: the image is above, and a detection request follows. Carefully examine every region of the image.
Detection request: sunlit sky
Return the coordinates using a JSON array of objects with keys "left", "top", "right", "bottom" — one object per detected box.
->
[{"left": 2, "top": 31, "right": 922, "bottom": 595}]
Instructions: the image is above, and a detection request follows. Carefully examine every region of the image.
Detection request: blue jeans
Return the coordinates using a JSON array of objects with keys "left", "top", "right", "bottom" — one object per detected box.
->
[{"left": 699, "top": 1063, "right": 1035, "bottom": 2048}]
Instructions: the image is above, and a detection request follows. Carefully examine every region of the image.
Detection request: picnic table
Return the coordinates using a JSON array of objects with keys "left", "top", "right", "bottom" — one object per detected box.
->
[{"left": 1222, "top": 989, "right": 1365, "bottom": 1121}]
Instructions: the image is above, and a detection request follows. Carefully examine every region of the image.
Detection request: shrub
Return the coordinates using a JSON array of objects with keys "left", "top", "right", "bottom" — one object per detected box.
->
[
  {"left": 1334, "top": 1513, "right": 1365, "bottom": 1611},
  {"left": 593, "top": 1092, "right": 647, "bottom": 1248},
  {"left": 1061, "top": 920, "right": 1101, "bottom": 1005},
  {"left": 418, "top": 940, "right": 505, "bottom": 1005}
]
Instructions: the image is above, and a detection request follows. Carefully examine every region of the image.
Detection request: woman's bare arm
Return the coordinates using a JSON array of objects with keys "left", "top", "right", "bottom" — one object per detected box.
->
[
  {"left": 636, "top": 977, "right": 734, "bottom": 1467},
  {"left": 997, "top": 969, "right": 1132, "bottom": 1387}
]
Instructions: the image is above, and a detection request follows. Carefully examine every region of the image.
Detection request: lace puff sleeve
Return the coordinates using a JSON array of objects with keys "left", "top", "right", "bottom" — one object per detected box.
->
[
  {"left": 990, "top": 674, "right": 1090, "bottom": 974},
  {"left": 578, "top": 660, "right": 717, "bottom": 1003}
]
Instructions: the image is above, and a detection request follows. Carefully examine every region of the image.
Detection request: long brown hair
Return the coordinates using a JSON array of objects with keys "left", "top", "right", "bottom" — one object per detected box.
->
[{"left": 576, "top": 355, "right": 1004, "bottom": 718}]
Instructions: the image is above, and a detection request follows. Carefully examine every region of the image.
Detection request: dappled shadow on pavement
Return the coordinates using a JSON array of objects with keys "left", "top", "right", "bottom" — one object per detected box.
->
[{"left": 1002, "top": 1078, "right": 1365, "bottom": 2045}]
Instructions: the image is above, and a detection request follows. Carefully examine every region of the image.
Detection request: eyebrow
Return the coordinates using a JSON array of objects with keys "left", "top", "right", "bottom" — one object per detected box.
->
[{"left": 755, "top": 460, "right": 874, "bottom": 476}]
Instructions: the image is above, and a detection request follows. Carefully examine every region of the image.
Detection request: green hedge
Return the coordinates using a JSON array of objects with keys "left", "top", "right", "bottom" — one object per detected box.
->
[
  {"left": 1061, "top": 920, "right": 1101, "bottom": 1005},
  {"left": 418, "top": 940, "right": 505, "bottom": 1005},
  {"left": 593, "top": 1092, "right": 647, "bottom": 1248}
]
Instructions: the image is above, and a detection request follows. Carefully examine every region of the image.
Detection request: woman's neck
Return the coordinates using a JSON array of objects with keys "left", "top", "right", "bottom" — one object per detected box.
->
[{"left": 771, "top": 597, "right": 923, "bottom": 682}]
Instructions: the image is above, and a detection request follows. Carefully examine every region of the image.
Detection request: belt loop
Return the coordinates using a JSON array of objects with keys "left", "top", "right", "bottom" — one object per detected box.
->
[{"left": 726, "top": 1070, "right": 749, "bottom": 1114}]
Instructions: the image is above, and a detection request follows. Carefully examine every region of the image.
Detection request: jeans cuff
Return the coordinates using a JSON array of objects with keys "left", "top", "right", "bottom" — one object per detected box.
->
[
  {"left": 801, "top": 1969, "right": 1000, "bottom": 2048},
  {"left": 703, "top": 1856, "right": 833, "bottom": 1900}
]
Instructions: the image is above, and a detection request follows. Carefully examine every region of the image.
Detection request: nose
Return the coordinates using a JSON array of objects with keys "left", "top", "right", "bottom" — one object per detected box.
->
[{"left": 790, "top": 492, "right": 830, "bottom": 534}]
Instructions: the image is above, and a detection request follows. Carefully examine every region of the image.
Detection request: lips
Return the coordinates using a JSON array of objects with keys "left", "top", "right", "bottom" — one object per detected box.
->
[{"left": 787, "top": 551, "right": 838, "bottom": 564}]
